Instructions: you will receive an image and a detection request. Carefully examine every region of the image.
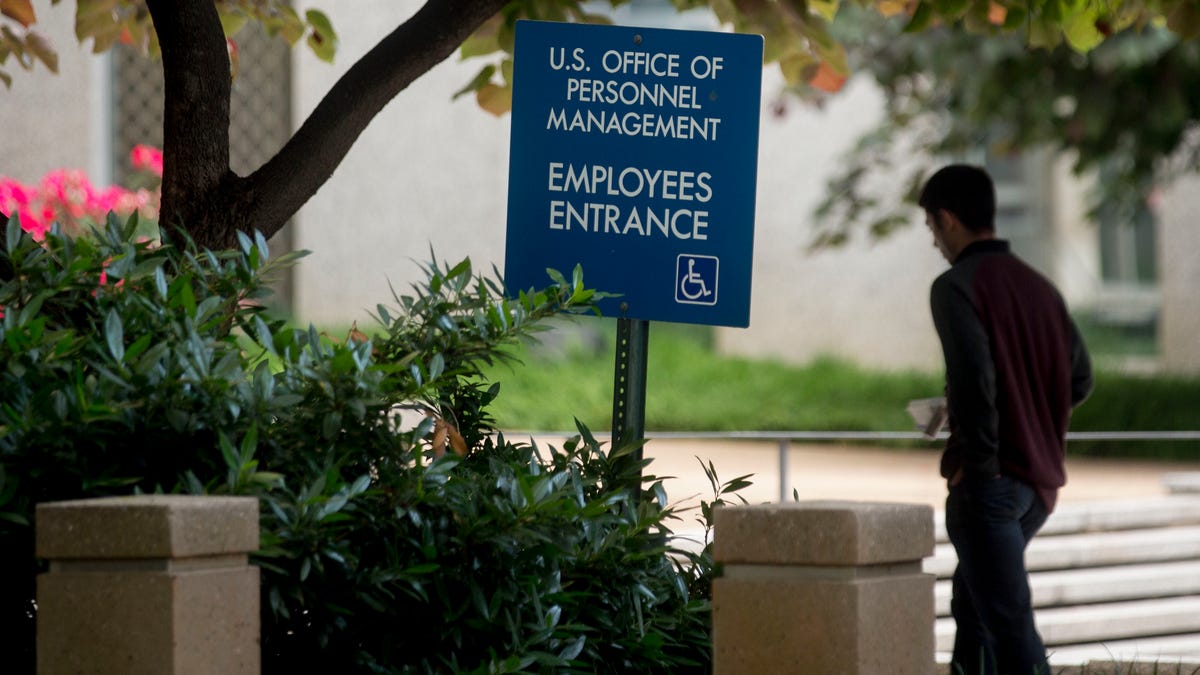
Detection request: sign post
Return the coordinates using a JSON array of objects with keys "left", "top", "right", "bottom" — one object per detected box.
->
[
  {"left": 504, "top": 19, "right": 763, "bottom": 492},
  {"left": 612, "top": 315, "right": 649, "bottom": 471}
]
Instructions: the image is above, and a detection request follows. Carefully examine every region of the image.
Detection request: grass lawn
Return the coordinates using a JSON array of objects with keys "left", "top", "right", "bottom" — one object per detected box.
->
[{"left": 479, "top": 319, "right": 1200, "bottom": 461}]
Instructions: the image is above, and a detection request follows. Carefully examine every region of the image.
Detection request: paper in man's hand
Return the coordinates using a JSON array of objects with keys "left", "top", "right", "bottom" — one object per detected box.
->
[{"left": 907, "top": 397, "right": 948, "bottom": 440}]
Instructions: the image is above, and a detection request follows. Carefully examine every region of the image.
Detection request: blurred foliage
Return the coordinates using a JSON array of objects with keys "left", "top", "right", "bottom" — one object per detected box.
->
[
  {"left": 7, "top": 0, "right": 1200, "bottom": 104},
  {"left": 455, "top": 0, "right": 1200, "bottom": 115},
  {"left": 813, "top": 10, "right": 1200, "bottom": 246},
  {"left": 0, "top": 0, "right": 337, "bottom": 87}
]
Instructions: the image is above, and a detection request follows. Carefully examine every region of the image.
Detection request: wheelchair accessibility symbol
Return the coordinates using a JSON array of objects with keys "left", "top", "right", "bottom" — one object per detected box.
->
[{"left": 675, "top": 254, "right": 719, "bottom": 306}]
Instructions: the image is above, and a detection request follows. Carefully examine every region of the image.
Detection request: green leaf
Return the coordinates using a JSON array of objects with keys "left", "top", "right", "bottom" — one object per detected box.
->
[
  {"left": 24, "top": 29, "right": 56, "bottom": 73},
  {"left": 219, "top": 433, "right": 239, "bottom": 472},
  {"left": 1028, "top": 14, "right": 1063, "bottom": 48},
  {"left": 254, "top": 230, "right": 270, "bottom": 263},
  {"left": 546, "top": 268, "right": 567, "bottom": 287},
  {"left": 154, "top": 265, "right": 168, "bottom": 299},
  {"left": 305, "top": 9, "right": 337, "bottom": 63},
  {"left": 558, "top": 635, "right": 586, "bottom": 661},
  {"left": 1063, "top": 4, "right": 1104, "bottom": 52},
  {"left": 460, "top": 15, "right": 501, "bottom": 59},
  {"left": 453, "top": 64, "right": 496, "bottom": 101},
  {"left": 104, "top": 309, "right": 124, "bottom": 362},
  {"left": 240, "top": 424, "right": 258, "bottom": 462},
  {"left": 124, "top": 333, "right": 152, "bottom": 362},
  {"left": 250, "top": 472, "right": 284, "bottom": 488},
  {"left": 0, "top": 511, "right": 29, "bottom": 526},
  {"left": 219, "top": 11, "right": 249, "bottom": 37},
  {"left": 933, "top": 0, "right": 969, "bottom": 20},
  {"left": 74, "top": 0, "right": 120, "bottom": 44},
  {"left": 6, "top": 212, "right": 22, "bottom": 252},
  {"left": 322, "top": 411, "right": 341, "bottom": 439}
]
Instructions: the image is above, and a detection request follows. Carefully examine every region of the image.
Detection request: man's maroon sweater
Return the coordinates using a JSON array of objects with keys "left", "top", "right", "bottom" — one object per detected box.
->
[{"left": 931, "top": 239, "right": 1093, "bottom": 512}]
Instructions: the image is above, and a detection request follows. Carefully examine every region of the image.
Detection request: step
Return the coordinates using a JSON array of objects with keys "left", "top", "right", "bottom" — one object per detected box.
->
[
  {"left": 938, "top": 650, "right": 1200, "bottom": 675},
  {"left": 935, "top": 596, "right": 1200, "bottom": 652},
  {"left": 925, "top": 526, "right": 1200, "bottom": 578},
  {"left": 935, "top": 560, "right": 1200, "bottom": 616},
  {"left": 1047, "top": 632, "right": 1200, "bottom": 664},
  {"left": 934, "top": 496, "right": 1200, "bottom": 543}
]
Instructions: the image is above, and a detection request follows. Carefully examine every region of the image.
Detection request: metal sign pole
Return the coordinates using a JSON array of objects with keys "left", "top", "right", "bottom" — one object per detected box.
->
[{"left": 612, "top": 316, "right": 649, "bottom": 498}]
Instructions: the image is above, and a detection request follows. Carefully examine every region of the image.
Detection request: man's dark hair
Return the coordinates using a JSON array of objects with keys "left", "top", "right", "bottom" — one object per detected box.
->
[{"left": 918, "top": 164, "right": 996, "bottom": 233}]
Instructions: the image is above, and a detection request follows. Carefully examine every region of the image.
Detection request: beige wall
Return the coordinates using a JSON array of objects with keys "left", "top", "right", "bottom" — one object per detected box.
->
[
  {"left": 291, "top": 0, "right": 510, "bottom": 329},
  {"left": 715, "top": 75, "right": 945, "bottom": 371},
  {"left": 0, "top": 2, "right": 108, "bottom": 184},
  {"left": 1047, "top": 155, "right": 1102, "bottom": 307},
  {"left": 1157, "top": 173, "right": 1200, "bottom": 374}
]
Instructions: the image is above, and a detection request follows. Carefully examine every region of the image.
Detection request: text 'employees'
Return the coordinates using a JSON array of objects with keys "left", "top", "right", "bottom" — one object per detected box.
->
[{"left": 547, "top": 162, "right": 712, "bottom": 203}]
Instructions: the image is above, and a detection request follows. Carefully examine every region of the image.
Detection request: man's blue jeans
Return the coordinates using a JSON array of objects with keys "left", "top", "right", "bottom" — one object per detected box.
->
[{"left": 945, "top": 475, "right": 1050, "bottom": 675}]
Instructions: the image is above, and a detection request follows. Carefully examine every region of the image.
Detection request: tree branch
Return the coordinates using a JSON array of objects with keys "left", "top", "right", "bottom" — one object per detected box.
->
[{"left": 237, "top": 0, "right": 510, "bottom": 242}]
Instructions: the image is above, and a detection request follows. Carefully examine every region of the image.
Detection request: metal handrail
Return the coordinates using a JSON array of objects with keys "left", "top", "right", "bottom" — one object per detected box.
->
[{"left": 512, "top": 429, "right": 1200, "bottom": 502}]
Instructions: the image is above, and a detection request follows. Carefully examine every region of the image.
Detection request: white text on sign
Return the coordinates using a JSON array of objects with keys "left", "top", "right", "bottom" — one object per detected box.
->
[
  {"left": 544, "top": 46, "right": 724, "bottom": 141},
  {"left": 546, "top": 162, "right": 712, "bottom": 240}
]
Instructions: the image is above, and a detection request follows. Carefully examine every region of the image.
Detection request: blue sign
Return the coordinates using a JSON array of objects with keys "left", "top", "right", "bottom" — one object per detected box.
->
[{"left": 504, "top": 20, "right": 762, "bottom": 327}]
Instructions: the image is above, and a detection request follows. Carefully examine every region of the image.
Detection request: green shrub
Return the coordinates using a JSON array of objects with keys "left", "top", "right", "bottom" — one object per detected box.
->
[{"left": 0, "top": 215, "right": 734, "bottom": 673}]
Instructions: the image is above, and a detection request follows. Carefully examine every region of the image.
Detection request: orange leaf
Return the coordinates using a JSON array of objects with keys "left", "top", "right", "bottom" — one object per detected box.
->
[
  {"left": 1, "top": 0, "right": 36, "bottom": 28},
  {"left": 988, "top": 2, "right": 1007, "bottom": 25},
  {"left": 428, "top": 412, "right": 468, "bottom": 457},
  {"left": 808, "top": 61, "right": 848, "bottom": 94},
  {"left": 447, "top": 423, "right": 467, "bottom": 456},
  {"left": 476, "top": 82, "right": 512, "bottom": 117},
  {"left": 877, "top": 0, "right": 907, "bottom": 17},
  {"left": 432, "top": 419, "right": 449, "bottom": 458},
  {"left": 345, "top": 320, "right": 369, "bottom": 345}
]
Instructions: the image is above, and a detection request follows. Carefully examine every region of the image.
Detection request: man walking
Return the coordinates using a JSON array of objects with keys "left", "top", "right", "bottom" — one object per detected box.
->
[{"left": 919, "top": 164, "right": 1093, "bottom": 675}]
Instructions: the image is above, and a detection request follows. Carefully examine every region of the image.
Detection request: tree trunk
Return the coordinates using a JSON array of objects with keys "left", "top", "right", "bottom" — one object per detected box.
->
[{"left": 146, "top": 0, "right": 509, "bottom": 251}]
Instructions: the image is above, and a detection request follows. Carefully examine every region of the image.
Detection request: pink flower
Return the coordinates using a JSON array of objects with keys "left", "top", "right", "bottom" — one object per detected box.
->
[
  {"left": 0, "top": 146, "right": 161, "bottom": 241},
  {"left": 0, "top": 179, "right": 31, "bottom": 215},
  {"left": 130, "top": 145, "right": 164, "bottom": 177},
  {"left": 20, "top": 207, "right": 48, "bottom": 240}
]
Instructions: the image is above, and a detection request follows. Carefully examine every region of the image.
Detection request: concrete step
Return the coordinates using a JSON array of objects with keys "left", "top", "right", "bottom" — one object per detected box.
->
[
  {"left": 939, "top": 649, "right": 1200, "bottom": 675},
  {"left": 925, "top": 525, "right": 1200, "bottom": 578},
  {"left": 935, "top": 560, "right": 1200, "bottom": 616},
  {"left": 1047, "top": 632, "right": 1200, "bottom": 664},
  {"left": 935, "top": 496, "right": 1200, "bottom": 543},
  {"left": 935, "top": 596, "right": 1200, "bottom": 653}
]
